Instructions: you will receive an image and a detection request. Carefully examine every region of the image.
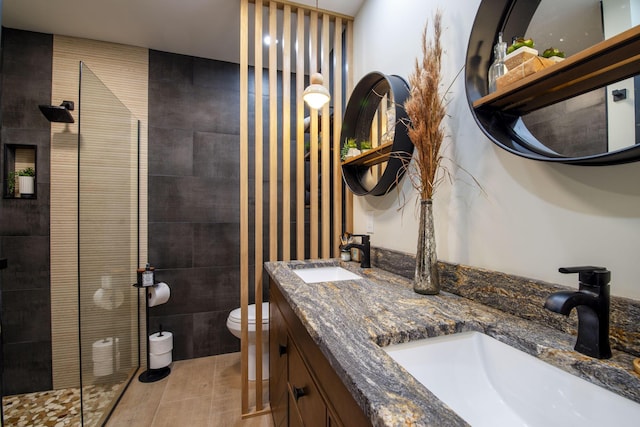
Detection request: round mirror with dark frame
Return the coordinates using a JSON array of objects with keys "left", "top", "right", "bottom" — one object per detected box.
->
[
  {"left": 466, "top": 0, "right": 640, "bottom": 165},
  {"left": 340, "top": 72, "right": 414, "bottom": 196}
]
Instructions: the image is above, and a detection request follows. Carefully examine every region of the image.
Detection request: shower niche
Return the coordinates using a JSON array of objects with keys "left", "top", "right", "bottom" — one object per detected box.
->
[{"left": 2, "top": 144, "right": 37, "bottom": 199}]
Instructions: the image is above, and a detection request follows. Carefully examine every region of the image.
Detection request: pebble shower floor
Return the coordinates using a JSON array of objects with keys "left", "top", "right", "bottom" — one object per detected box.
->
[{"left": 2, "top": 383, "right": 120, "bottom": 427}]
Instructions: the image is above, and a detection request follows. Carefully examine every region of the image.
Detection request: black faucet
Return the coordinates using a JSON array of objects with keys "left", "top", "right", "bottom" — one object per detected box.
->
[
  {"left": 340, "top": 234, "right": 371, "bottom": 268},
  {"left": 544, "top": 266, "right": 612, "bottom": 359}
]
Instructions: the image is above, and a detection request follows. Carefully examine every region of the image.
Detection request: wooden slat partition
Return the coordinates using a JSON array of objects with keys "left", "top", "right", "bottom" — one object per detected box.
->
[{"left": 241, "top": 0, "right": 353, "bottom": 417}]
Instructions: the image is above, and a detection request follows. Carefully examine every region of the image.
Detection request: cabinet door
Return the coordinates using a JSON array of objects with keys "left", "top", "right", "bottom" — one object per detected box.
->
[
  {"left": 288, "top": 341, "right": 327, "bottom": 427},
  {"left": 270, "top": 298, "right": 288, "bottom": 427}
]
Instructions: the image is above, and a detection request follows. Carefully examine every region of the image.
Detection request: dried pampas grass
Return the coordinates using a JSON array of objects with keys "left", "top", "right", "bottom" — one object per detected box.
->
[{"left": 404, "top": 11, "right": 446, "bottom": 201}]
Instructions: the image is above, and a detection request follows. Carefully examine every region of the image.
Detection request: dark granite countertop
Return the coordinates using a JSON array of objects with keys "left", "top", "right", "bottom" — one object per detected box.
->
[{"left": 264, "top": 259, "right": 640, "bottom": 427}]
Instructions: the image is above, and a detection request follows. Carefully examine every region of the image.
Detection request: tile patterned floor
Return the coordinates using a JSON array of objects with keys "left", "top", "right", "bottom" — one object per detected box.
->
[{"left": 106, "top": 352, "right": 273, "bottom": 427}]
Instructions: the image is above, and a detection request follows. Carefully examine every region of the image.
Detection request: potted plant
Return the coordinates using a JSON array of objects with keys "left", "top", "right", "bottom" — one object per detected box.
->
[
  {"left": 360, "top": 140, "right": 372, "bottom": 153},
  {"left": 341, "top": 138, "right": 360, "bottom": 160},
  {"left": 17, "top": 167, "right": 35, "bottom": 197}
]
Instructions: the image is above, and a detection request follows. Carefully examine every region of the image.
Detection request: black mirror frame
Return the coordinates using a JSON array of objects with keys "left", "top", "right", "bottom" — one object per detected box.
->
[
  {"left": 465, "top": 0, "right": 640, "bottom": 166},
  {"left": 340, "top": 72, "right": 414, "bottom": 196}
]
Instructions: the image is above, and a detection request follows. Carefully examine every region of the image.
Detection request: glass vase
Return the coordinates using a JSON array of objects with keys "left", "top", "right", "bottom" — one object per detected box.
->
[{"left": 414, "top": 199, "right": 440, "bottom": 294}]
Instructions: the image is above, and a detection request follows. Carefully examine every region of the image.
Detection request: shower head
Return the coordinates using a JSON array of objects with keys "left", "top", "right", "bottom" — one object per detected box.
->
[{"left": 39, "top": 100, "right": 75, "bottom": 123}]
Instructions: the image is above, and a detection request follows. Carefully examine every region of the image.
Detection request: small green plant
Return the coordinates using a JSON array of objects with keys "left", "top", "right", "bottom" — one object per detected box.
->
[
  {"left": 18, "top": 167, "right": 35, "bottom": 177},
  {"left": 6, "top": 171, "right": 17, "bottom": 196},
  {"left": 360, "top": 140, "right": 372, "bottom": 150},
  {"left": 341, "top": 138, "right": 358, "bottom": 160}
]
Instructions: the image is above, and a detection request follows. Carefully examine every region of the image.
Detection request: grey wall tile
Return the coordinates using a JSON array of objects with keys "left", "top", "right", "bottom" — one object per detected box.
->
[
  {"left": 193, "top": 59, "right": 239, "bottom": 91},
  {"left": 193, "top": 132, "right": 240, "bottom": 179},
  {"left": 148, "top": 127, "right": 194, "bottom": 177},
  {"left": 2, "top": 341, "right": 53, "bottom": 394},
  {"left": 0, "top": 28, "right": 53, "bottom": 391},
  {"left": 193, "top": 310, "right": 239, "bottom": 357},
  {"left": 0, "top": 236, "right": 50, "bottom": 290},
  {"left": 149, "top": 51, "right": 246, "bottom": 362},
  {"left": 148, "top": 50, "right": 193, "bottom": 84},
  {"left": 149, "top": 175, "right": 239, "bottom": 223},
  {"left": 150, "top": 266, "right": 239, "bottom": 317},
  {"left": 2, "top": 289, "right": 52, "bottom": 343},
  {"left": 149, "top": 222, "right": 193, "bottom": 268},
  {"left": 192, "top": 223, "right": 240, "bottom": 268}
]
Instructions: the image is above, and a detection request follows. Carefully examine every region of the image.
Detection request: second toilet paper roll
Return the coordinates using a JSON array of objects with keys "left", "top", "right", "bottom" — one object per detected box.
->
[
  {"left": 92, "top": 338, "right": 114, "bottom": 377},
  {"left": 150, "top": 351, "right": 172, "bottom": 369},
  {"left": 92, "top": 338, "right": 114, "bottom": 361},
  {"left": 149, "top": 331, "right": 173, "bottom": 354},
  {"left": 148, "top": 282, "right": 170, "bottom": 307}
]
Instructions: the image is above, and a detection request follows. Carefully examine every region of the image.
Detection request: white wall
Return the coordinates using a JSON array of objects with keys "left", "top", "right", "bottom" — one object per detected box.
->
[
  {"left": 603, "top": 0, "right": 636, "bottom": 151},
  {"left": 352, "top": 0, "right": 640, "bottom": 299}
]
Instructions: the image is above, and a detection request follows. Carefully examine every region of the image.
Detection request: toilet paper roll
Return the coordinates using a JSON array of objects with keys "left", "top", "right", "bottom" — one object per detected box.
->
[
  {"left": 148, "top": 282, "right": 170, "bottom": 307},
  {"left": 149, "top": 331, "right": 173, "bottom": 355},
  {"left": 150, "top": 351, "right": 172, "bottom": 369},
  {"left": 93, "top": 358, "right": 114, "bottom": 377},
  {"left": 92, "top": 338, "right": 114, "bottom": 362},
  {"left": 93, "top": 288, "right": 124, "bottom": 310}
]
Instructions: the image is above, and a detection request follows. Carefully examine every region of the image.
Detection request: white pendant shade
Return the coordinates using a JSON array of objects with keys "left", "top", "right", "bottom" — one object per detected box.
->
[{"left": 303, "top": 72, "right": 330, "bottom": 109}]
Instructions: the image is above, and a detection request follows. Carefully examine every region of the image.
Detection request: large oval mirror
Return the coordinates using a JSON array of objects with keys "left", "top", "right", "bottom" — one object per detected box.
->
[{"left": 466, "top": 0, "right": 640, "bottom": 165}]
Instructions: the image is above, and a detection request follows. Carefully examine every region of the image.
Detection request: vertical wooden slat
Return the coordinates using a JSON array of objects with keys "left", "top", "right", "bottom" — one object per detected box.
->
[
  {"left": 253, "top": 2, "right": 264, "bottom": 401},
  {"left": 345, "top": 20, "right": 354, "bottom": 233},
  {"left": 332, "top": 18, "right": 343, "bottom": 256},
  {"left": 309, "top": 10, "right": 319, "bottom": 259},
  {"left": 268, "top": 2, "right": 278, "bottom": 265},
  {"left": 321, "top": 14, "right": 331, "bottom": 258},
  {"left": 240, "top": 0, "right": 250, "bottom": 415},
  {"left": 282, "top": 5, "right": 292, "bottom": 261},
  {"left": 295, "top": 9, "right": 306, "bottom": 260}
]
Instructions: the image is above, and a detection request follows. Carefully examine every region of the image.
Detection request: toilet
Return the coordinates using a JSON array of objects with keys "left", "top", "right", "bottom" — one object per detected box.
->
[{"left": 226, "top": 302, "right": 270, "bottom": 380}]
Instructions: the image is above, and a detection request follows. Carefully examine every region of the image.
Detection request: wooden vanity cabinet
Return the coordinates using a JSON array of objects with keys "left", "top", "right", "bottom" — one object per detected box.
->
[{"left": 269, "top": 278, "right": 371, "bottom": 427}]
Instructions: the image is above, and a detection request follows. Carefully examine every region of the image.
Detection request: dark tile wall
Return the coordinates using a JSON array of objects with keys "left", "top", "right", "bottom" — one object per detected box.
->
[
  {"left": 148, "top": 51, "right": 246, "bottom": 360},
  {"left": 0, "top": 28, "right": 53, "bottom": 394},
  {"left": 522, "top": 89, "right": 607, "bottom": 157}
]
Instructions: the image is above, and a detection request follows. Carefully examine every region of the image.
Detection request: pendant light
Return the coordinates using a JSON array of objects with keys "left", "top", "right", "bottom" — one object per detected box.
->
[
  {"left": 303, "top": 72, "right": 330, "bottom": 109},
  {"left": 303, "top": 0, "right": 330, "bottom": 109}
]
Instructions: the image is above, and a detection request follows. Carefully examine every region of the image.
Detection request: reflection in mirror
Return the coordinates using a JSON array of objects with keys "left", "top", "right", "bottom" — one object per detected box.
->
[
  {"left": 517, "top": 0, "right": 639, "bottom": 157},
  {"left": 361, "top": 94, "right": 394, "bottom": 192}
]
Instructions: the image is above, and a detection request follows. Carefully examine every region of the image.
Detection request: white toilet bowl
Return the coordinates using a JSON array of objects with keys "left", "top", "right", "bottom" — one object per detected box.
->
[{"left": 226, "top": 302, "right": 270, "bottom": 380}]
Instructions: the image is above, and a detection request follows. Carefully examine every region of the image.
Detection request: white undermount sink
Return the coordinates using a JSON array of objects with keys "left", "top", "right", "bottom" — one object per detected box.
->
[
  {"left": 292, "top": 266, "right": 362, "bottom": 284},
  {"left": 384, "top": 331, "right": 640, "bottom": 427}
]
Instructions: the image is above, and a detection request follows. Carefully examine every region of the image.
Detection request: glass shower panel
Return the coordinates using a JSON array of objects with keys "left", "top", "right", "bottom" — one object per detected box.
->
[{"left": 78, "top": 62, "right": 139, "bottom": 426}]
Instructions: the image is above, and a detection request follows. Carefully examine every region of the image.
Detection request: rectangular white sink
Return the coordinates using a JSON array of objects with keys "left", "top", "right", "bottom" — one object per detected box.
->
[
  {"left": 384, "top": 331, "right": 640, "bottom": 427},
  {"left": 292, "top": 266, "right": 361, "bottom": 284}
]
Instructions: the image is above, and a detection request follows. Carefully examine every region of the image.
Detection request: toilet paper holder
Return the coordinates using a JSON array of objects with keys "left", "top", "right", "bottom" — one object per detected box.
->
[{"left": 133, "top": 278, "right": 172, "bottom": 383}]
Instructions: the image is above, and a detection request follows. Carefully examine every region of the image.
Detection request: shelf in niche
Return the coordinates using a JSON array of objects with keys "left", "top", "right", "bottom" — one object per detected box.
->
[
  {"left": 473, "top": 25, "right": 640, "bottom": 116},
  {"left": 3, "top": 144, "right": 37, "bottom": 199},
  {"left": 341, "top": 142, "right": 393, "bottom": 167}
]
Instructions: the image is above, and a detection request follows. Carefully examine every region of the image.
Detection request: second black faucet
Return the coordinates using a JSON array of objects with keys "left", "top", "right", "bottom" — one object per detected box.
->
[{"left": 340, "top": 234, "right": 371, "bottom": 268}]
